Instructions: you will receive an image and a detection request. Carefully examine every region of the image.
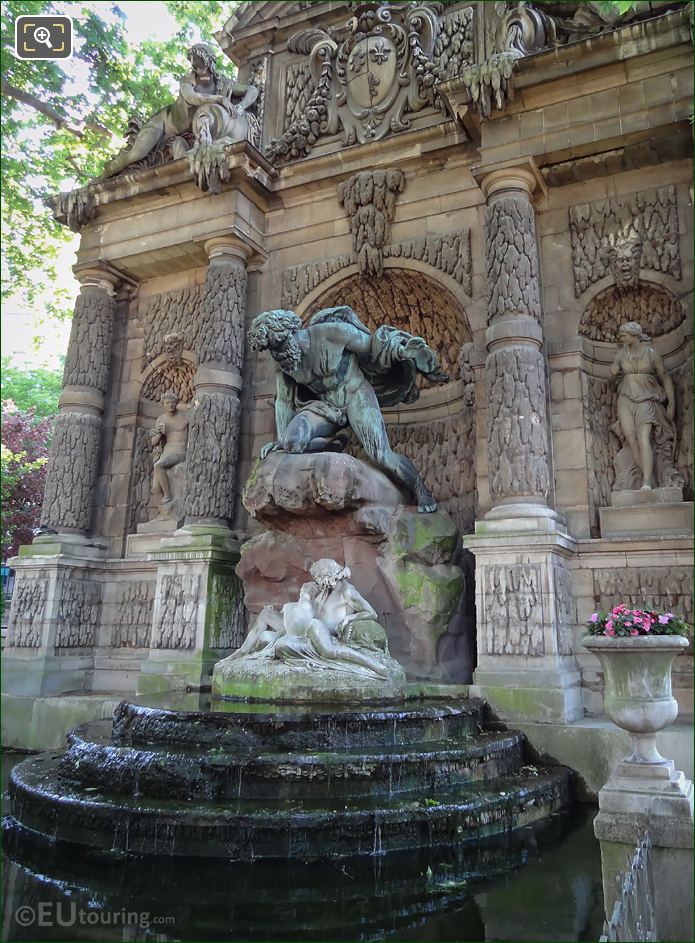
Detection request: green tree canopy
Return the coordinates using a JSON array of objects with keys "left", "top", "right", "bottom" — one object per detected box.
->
[
  {"left": 1, "top": 0, "right": 239, "bottom": 320},
  {"left": 0, "top": 356, "right": 63, "bottom": 417}
]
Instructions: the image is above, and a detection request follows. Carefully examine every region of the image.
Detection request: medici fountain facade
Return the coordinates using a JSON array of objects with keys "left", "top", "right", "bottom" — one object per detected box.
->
[{"left": 1, "top": 2, "right": 693, "bottom": 939}]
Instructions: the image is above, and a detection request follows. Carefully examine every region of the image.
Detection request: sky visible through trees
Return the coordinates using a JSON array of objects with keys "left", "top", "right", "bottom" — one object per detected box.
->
[{"left": 1, "top": 0, "right": 239, "bottom": 365}]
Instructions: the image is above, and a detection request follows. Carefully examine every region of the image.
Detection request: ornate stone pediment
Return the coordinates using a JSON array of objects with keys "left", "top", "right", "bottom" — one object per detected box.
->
[
  {"left": 226, "top": 1, "right": 325, "bottom": 33},
  {"left": 267, "top": 1, "right": 446, "bottom": 164}
]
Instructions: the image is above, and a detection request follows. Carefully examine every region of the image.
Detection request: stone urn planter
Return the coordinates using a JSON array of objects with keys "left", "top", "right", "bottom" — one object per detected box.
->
[{"left": 583, "top": 634, "right": 689, "bottom": 765}]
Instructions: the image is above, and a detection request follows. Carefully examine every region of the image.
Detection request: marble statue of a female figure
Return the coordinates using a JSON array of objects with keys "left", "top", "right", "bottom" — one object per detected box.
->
[
  {"left": 610, "top": 321, "right": 677, "bottom": 491},
  {"left": 228, "top": 559, "right": 389, "bottom": 678}
]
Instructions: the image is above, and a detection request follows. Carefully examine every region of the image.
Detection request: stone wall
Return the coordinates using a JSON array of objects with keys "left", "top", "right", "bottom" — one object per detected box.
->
[{"left": 7, "top": 2, "right": 692, "bottom": 719}]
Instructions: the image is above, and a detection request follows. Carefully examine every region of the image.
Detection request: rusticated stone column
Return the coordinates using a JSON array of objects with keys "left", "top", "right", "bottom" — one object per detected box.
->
[
  {"left": 479, "top": 165, "right": 559, "bottom": 530},
  {"left": 138, "top": 237, "right": 249, "bottom": 695},
  {"left": 182, "top": 237, "right": 249, "bottom": 529},
  {"left": 465, "top": 162, "right": 581, "bottom": 725},
  {"left": 40, "top": 266, "right": 120, "bottom": 536}
]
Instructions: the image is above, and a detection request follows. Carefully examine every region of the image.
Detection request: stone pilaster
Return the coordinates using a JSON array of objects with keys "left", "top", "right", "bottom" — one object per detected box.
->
[
  {"left": 138, "top": 237, "right": 251, "bottom": 693},
  {"left": 3, "top": 266, "right": 123, "bottom": 702},
  {"left": 478, "top": 164, "right": 560, "bottom": 531},
  {"left": 465, "top": 161, "right": 581, "bottom": 723},
  {"left": 182, "top": 237, "right": 248, "bottom": 531},
  {"left": 40, "top": 265, "right": 120, "bottom": 538}
]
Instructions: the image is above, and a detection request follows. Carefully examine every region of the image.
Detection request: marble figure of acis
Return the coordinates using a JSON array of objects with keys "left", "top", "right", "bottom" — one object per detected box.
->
[
  {"left": 248, "top": 306, "right": 448, "bottom": 512},
  {"left": 229, "top": 559, "right": 390, "bottom": 678}
]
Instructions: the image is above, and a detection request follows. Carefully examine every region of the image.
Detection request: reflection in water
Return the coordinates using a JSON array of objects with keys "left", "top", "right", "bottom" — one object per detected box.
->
[{"left": 2, "top": 745, "right": 603, "bottom": 943}]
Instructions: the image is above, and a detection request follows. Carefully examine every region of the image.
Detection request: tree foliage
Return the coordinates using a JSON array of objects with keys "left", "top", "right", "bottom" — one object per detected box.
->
[
  {"left": 1, "top": 356, "right": 63, "bottom": 418},
  {"left": 1, "top": 0, "right": 239, "bottom": 318},
  {"left": 1, "top": 403, "right": 53, "bottom": 559}
]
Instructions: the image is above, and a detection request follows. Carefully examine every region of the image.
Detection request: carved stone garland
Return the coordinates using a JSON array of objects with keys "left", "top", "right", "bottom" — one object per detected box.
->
[{"left": 339, "top": 169, "right": 406, "bottom": 277}]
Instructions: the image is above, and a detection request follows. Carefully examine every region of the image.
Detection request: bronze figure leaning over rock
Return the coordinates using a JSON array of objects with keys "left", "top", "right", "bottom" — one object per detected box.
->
[{"left": 248, "top": 305, "right": 448, "bottom": 512}]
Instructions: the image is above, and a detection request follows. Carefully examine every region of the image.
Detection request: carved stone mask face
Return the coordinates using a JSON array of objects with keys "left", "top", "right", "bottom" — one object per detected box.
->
[
  {"left": 164, "top": 333, "right": 184, "bottom": 362},
  {"left": 609, "top": 241, "right": 641, "bottom": 290}
]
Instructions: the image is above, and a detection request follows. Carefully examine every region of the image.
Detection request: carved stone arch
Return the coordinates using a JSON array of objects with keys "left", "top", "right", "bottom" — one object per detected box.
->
[
  {"left": 140, "top": 352, "right": 197, "bottom": 405},
  {"left": 579, "top": 276, "right": 693, "bottom": 533},
  {"left": 128, "top": 353, "right": 197, "bottom": 533},
  {"left": 577, "top": 276, "right": 686, "bottom": 344},
  {"left": 301, "top": 266, "right": 472, "bottom": 382}
]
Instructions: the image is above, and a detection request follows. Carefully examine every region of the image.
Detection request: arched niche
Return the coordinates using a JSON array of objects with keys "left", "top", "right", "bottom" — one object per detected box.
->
[
  {"left": 127, "top": 354, "right": 197, "bottom": 534},
  {"left": 578, "top": 278, "right": 685, "bottom": 343},
  {"left": 304, "top": 267, "right": 472, "bottom": 383}
]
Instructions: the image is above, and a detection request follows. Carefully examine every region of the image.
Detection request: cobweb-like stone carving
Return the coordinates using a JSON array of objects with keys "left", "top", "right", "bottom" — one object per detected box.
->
[
  {"left": 579, "top": 282, "right": 684, "bottom": 342},
  {"left": 141, "top": 286, "right": 203, "bottom": 371},
  {"left": 307, "top": 270, "right": 470, "bottom": 382},
  {"left": 581, "top": 374, "right": 617, "bottom": 535},
  {"left": 141, "top": 360, "right": 196, "bottom": 404}
]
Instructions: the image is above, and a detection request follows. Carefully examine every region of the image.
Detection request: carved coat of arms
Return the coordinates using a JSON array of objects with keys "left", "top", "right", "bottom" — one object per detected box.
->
[{"left": 268, "top": 2, "right": 443, "bottom": 163}]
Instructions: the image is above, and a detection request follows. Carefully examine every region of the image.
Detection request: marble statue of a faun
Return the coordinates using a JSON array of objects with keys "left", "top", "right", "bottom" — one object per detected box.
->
[
  {"left": 248, "top": 306, "right": 448, "bottom": 512},
  {"left": 150, "top": 391, "right": 189, "bottom": 514}
]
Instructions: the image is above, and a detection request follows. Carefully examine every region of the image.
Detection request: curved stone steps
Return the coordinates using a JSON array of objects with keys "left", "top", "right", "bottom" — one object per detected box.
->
[
  {"left": 3, "top": 808, "right": 581, "bottom": 940},
  {"left": 111, "top": 697, "right": 485, "bottom": 751},
  {"left": 59, "top": 724, "right": 524, "bottom": 800},
  {"left": 7, "top": 752, "right": 570, "bottom": 860}
]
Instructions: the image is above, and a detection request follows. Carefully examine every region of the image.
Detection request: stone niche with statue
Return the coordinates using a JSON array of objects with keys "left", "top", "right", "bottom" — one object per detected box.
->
[{"left": 0, "top": 0, "right": 692, "bottom": 761}]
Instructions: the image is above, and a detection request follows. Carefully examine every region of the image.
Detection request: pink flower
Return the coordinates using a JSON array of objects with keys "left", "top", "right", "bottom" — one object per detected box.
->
[
  {"left": 658, "top": 614, "right": 672, "bottom": 625},
  {"left": 606, "top": 627, "right": 616, "bottom": 636},
  {"left": 605, "top": 619, "right": 613, "bottom": 630},
  {"left": 631, "top": 629, "right": 640, "bottom": 637},
  {"left": 644, "top": 623, "right": 650, "bottom": 632},
  {"left": 624, "top": 621, "right": 633, "bottom": 626},
  {"left": 612, "top": 605, "right": 626, "bottom": 614},
  {"left": 589, "top": 613, "right": 599, "bottom": 623}
]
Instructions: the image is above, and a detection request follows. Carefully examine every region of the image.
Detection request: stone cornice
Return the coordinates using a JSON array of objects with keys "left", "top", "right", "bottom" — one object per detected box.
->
[{"left": 48, "top": 141, "right": 279, "bottom": 231}]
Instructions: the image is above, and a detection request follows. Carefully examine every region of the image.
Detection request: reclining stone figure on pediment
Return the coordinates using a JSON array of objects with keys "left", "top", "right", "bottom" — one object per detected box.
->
[{"left": 101, "top": 42, "right": 260, "bottom": 192}]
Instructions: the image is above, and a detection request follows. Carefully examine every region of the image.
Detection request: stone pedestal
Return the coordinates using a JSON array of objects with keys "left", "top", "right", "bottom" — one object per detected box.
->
[
  {"left": 464, "top": 530, "right": 582, "bottom": 723},
  {"left": 213, "top": 649, "right": 406, "bottom": 704},
  {"left": 594, "top": 759, "right": 694, "bottom": 942},
  {"left": 466, "top": 159, "right": 580, "bottom": 723},
  {"left": 600, "top": 486, "right": 694, "bottom": 538},
  {"left": 3, "top": 538, "right": 107, "bottom": 698},
  {"left": 239, "top": 450, "right": 467, "bottom": 681},
  {"left": 3, "top": 266, "right": 124, "bottom": 711},
  {"left": 136, "top": 529, "right": 244, "bottom": 694}
]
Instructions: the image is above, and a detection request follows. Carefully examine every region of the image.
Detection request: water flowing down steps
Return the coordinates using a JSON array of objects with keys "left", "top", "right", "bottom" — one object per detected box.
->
[{"left": 3, "top": 696, "right": 571, "bottom": 862}]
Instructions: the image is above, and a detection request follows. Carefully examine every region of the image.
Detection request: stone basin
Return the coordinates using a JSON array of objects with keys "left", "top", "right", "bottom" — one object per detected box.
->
[{"left": 3, "top": 694, "right": 570, "bottom": 862}]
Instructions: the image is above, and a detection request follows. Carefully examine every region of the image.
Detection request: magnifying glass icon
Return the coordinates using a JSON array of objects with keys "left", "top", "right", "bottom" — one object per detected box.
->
[{"left": 34, "top": 25, "right": 53, "bottom": 48}]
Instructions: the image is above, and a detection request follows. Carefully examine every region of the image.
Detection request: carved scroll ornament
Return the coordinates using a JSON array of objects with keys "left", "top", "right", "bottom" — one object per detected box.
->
[{"left": 267, "top": 2, "right": 444, "bottom": 164}]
